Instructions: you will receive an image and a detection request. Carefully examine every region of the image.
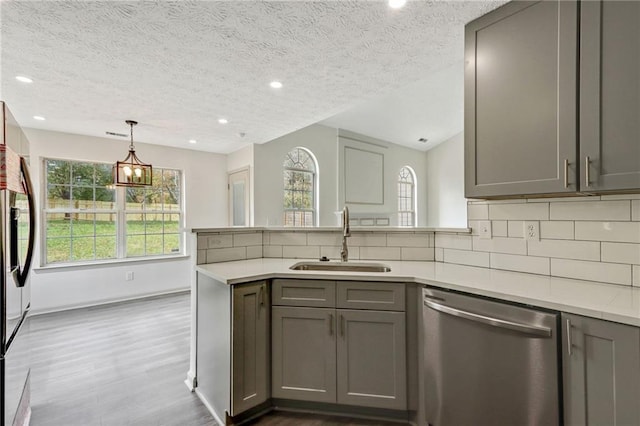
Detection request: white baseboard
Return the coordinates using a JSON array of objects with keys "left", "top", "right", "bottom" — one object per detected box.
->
[{"left": 30, "top": 288, "right": 189, "bottom": 316}]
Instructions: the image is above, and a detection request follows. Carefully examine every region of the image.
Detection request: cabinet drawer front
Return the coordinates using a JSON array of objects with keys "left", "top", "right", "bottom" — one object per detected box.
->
[
  {"left": 336, "top": 281, "right": 405, "bottom": 311},
  {"left": 272, "top": 279, "right": 336, "bottom": 307}
]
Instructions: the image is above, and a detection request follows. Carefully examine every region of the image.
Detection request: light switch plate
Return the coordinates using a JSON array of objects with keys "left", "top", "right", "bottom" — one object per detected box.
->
[
  {"left": 524, "top": 221, "right": 539, "bottom": 241},
  {"left": 478, "top": 220, "right": 492, "bottom": 239}
]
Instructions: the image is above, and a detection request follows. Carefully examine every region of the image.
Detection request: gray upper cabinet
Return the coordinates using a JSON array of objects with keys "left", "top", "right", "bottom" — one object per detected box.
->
[
  {"left": 563, "top": 313, "right": 640, "bottom": 425},
  {"left": 466, "top": 0, "right": 640, "bottom": 198},
  {"left": 580, "top": 0, "right": 640, "bottom": 192},
  {"left": 231, "top": 281, "right": 270, "bottom": 415},
  {"left": 465, "top": 1, "right": 578, "bottom": 198}
]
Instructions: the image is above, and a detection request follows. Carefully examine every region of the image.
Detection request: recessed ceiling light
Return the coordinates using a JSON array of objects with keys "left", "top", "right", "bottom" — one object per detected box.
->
[
  {"left": 270, "top": 81, "right": 283, "bottom": 89},
  {"left": 218, "top": 118, "right": 228, "bottom": 124},
  {"left": 389, "top": 0, "right": 407, "bottom": 9},
  {"left": 189, "top": 139, "right": 197, "bottom": 144},
  {"left": 33, "top": 115, "right": 45, "bottom": 121},
  {"left": 16, "top": 76, "right": 33, "bottom": 84}
]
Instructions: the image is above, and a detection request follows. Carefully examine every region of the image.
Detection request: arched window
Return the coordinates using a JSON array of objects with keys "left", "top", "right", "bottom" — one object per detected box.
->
[
  {"left": 283, "top": 147, "right": 318, "bottom": 226},
  {"left": 398, "top": 166, "right": 416, "bottom": 226}
]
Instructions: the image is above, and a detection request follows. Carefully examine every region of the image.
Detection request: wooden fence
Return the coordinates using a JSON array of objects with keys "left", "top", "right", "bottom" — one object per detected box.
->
[{"left": 46, "top": 200, "right": 179, "bottom": 221}]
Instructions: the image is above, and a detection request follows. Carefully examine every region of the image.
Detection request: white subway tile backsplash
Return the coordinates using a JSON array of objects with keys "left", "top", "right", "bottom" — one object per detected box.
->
[
  {"left": 492, "top": 221, "right": 508, "bottom": 237},
  {"left": 443, "top": 248, "right": 490, "bottom": 268},
  {"left": 307, "top": 233, "right": 342, "bottom": 246},
  {"left": 435, "top": 234, "right": 473, "bottom": 250},
  {"left": 197, "top": 249, "right": 207, "bottom": 265},
  {"left": 246, "top": 245, "right": 263, "bottom": 259},
  {"left": 575, "top": 221, "right": 640, "bottom": 243},
  {"left": 551, "top": 259, "right": 632, "bottom": 286},
  {"left": 472, "top": 236, "right": 527, "bottom": 255},
  {"left": 197, "top": 236, "right": 208, "bottom": 250},
  {"left": 601, "top": 242, "right": 640, "bottom": 265},
  {"left": 233, "top": 232, "right": 263, "bottom": 247},
  {"left": 208, "top": 234, "right": 233, "bottom": 249},
  {"left": 207, "top": 247, "right": 246, "bottom": 263},
  {"left": 601, "top": 194, "right": 640, "bottom": 200},
  {"left": 633, "top": 200, "right": 640, "bottom": 221},
  {"left": 401, "top": 247, "right": 434, "bottom": 261},
  {"left": 507, "top": 221, "right": 525, "bottom": 238},
  {"left": 349, "top": 233, "right": 387, "bottom": 247},
  {"left": 634, "top": 266, "right": 640, "bottom": 287},
  {"left": 528, "top": 239, "right": 600, "bottom": 261},
  {"left": 490, "top": 253, "right": 550, "bottom": 275},
  {"left": 269, "top": 232, "right": 307, "bottom": 246},
  {"left": 467, "top": 204, "right": 489, "bottom": 220},
  {"left": 540, "top": 221, "right": 574, "bottom": 240},
  {"left": 489, "top": 203, "right": 549, "bottom": 220},
  {"left": 360, "top": 247, "right": 401, "bottom": 261},
  {"left": 263, "top": 245, "right": 283, "bottom": 258},
  {"left": 282, "top": 245, "right": 320, "bottom": 259},
  {"left": 387, "top": 233, "right": 430, "bottom": 247},
  {"left": 550, "top": 200, "right": 630, "bottom": 221},
  {"left": 435, "top": 248, "right": 444, "bottom": 262}
]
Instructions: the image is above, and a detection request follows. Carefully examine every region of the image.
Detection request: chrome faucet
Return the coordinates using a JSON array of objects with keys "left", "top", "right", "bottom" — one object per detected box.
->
[{"left": 340, "top": 206, "right": 350, "bottom": 262}]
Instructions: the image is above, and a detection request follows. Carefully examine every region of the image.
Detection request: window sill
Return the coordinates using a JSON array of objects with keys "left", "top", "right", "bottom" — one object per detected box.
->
[{"left": 34, "top": 254, "right": 191, "bottom": 272}]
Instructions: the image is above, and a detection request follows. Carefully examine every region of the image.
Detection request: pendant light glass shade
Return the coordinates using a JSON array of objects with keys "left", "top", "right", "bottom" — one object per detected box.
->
[{"left": 113, "top": 120, "right": 152, "bottom": 186}]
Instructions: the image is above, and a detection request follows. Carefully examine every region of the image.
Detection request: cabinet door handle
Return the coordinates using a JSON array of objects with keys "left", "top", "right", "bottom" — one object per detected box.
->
[
  {"left": 340, "top": 314, "right": 345, "bottom": 337},
  {"left": 585, "top": 156, "right": 591, "bottom": 188},
  {"left": 566, "top": 318, "right": 572, "bottom": 356},
  {"left": 563, "top": 159, "right": 569, "bottom": 188},
  {"left": 328, "top": 313, "right": 333, "bottom": 335}
]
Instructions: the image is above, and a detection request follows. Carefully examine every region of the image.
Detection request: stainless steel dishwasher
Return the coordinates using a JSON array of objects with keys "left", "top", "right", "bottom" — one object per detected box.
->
[{"left": 423, "top": 287, "right": 560, "bottom": 426}]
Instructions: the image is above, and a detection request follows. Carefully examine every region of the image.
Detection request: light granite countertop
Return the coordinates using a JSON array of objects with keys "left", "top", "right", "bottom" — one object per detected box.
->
[{"left": 196, "top": 258, "right": 640, "bottom": 327}]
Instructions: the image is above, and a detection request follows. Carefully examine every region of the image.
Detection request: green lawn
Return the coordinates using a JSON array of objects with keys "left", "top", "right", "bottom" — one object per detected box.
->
[{"left": 45, "top": 219, "right": 180, "bottom": 263}]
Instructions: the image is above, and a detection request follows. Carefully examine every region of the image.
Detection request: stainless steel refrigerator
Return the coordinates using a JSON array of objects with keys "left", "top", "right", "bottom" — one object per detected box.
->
[{"left": 0, "top": 102, "right": 36, "bottom": 426}]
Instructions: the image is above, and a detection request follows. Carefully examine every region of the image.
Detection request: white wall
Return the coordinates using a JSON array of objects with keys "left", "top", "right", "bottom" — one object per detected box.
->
[
  {"left": 25, "top": 128, "right": 227, "bottom": 313},
  {"left": 254, "top": 124, "right": 338, "bottom": 226},
  {"left": 337, "top": 130, "right": 428, "bottom": 226},
  {"left": 425, "top": 132, "right": 467, "bottom": 227}
]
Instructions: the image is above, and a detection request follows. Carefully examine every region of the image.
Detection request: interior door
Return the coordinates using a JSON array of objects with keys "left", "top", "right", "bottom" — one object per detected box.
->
[{"left": 228, "top": 168, "right": 250, "bottom": 227}]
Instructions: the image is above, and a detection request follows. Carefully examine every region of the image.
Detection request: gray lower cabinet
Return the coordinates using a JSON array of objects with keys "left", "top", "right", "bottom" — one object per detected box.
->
[
  {"left": 336, "top": 309, "right": 406, "bottom": 410},
  {"left": 580, "top": 0, "right": 640, "bottom": 191},
  {"left": 563, "top": 313, "right": 640, "bottom": 425},
  {"left": 271, "top": 280, "right": 407, "bottom": 411},
  {"left": 231, "top": 282, "right": 270, "bottom": 415},
  {"left": 271, "top": 306, "right": 337, "bottom": 403},
  {"left": 464, "top": 0, "right": 578, "bottom": 198}
]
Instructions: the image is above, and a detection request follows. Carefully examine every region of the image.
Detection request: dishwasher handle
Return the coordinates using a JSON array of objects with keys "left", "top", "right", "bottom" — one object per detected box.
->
[{"left": 424, "top": 299, "right": 552, "bottom": 337}]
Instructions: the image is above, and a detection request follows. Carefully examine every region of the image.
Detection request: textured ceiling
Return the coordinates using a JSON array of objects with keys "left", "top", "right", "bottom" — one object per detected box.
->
[{"left": 1, "top": 1, "right": 506, "bottom": 154}]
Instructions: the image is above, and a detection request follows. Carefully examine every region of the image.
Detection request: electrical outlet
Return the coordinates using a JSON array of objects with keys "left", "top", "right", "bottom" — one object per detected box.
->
[
  {"left": 524, "top": 221, "right": 539, "bottom": 241},
  {"left": 478, "top": 220, "right": 492, "bottom": 240},
  {"left": 126, "top": 271, "right": 134, "bottom": 281}
]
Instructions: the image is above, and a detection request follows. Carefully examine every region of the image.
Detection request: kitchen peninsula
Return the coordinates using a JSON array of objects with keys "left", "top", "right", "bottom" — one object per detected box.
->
[{"left": 188, "top": 226, "right": 640, "bottom": 425}]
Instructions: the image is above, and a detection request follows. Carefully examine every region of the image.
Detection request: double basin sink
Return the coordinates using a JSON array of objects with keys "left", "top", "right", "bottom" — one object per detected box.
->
[{"left": 290, "top": 261, "right": 391, "bottom": 273}]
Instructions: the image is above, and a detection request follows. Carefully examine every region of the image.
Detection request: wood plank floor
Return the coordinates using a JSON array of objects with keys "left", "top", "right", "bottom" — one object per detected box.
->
[{"left": 28, "top": 292, "right": 401, "bottom": 426}]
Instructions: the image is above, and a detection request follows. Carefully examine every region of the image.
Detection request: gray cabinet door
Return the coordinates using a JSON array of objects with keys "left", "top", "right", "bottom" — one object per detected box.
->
[
  {"left": 563, "top": 313, "right": 640, "bottom": 425},
  {"left": 580, "top": 0, "right": 640, "bottom": 192},
  {"left": 231, "top": 281, "right": 269, "bottom": 415},
  {"left": 272, "top": 306, "right": 337, "bottom": 403},
  {"left": 465, "top": 1, "right": 578, "bottom": 198},
  {"left": 336, "top": 309, "right": 406, "bottom": 410}
]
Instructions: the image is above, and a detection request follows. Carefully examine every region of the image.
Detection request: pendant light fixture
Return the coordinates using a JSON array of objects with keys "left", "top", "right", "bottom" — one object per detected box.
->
[{"left": 113, "top": 120, "right": 152, "bottom": 186}]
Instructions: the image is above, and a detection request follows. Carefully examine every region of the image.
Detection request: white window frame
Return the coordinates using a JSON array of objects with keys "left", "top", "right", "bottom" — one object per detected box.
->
[
  {"left": 398, "top": 166, "right": 417, "bottom": 227},
  {"left": 42, "top": 157, "right": 184, "bottom": 266},
  {"left": 283, "top": 147, "right": 319, "bottom": 227}
]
